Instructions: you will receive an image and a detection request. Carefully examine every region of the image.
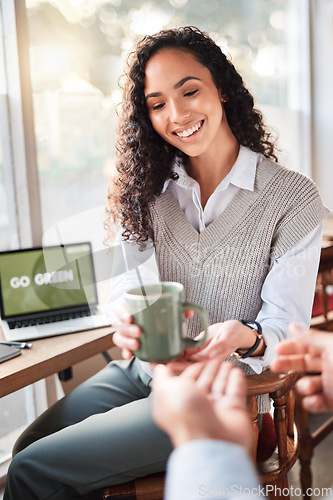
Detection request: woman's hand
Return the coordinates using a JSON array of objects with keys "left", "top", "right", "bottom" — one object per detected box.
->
[
  {"left": 190, "top": 321, "right": 249, "bottom": 360},
  {"left": 166, "top": 320, "right": 263, "bottom": 373},
  {"left": 112, "top": 304, "right": 194, "bottom": 362},
  {"left": 111, "top": 300, "right": 141, "bottom": 360}
]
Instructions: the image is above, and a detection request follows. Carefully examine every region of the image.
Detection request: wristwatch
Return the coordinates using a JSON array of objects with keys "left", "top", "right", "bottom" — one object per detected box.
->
[{"left": 233, "top": 320, "right": 263, "bottom": 359}]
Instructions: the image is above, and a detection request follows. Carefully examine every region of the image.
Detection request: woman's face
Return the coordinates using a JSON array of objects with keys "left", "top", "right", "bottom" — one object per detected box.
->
[{"left": 144, "top": 48, "right": 226, "bottom": 158}]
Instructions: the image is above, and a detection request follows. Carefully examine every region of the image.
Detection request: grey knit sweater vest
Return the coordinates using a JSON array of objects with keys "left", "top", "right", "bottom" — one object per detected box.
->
[{"left": 150, "top": 159, "right": 328, "bottom": 411}]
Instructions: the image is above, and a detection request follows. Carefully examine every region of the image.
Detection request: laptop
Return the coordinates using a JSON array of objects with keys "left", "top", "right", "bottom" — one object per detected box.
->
[{"left": 0, "top": 242, "right": 109, "bottom": 341}]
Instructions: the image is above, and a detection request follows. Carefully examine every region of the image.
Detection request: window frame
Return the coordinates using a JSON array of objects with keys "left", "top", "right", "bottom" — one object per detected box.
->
[
  {"left": 1, "top": 0, "right": 43, "bottom": 249},
  {"left": 0, "top": 0, "right": 53, "bottom": 483}
]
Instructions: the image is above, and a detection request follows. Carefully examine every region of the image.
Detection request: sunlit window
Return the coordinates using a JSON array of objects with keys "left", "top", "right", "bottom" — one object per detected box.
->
[
  {"left": 26, "top": 0, "right": 309, "bottom": 237},
  {"left": 0, "top": 44, "right": 11, "bottom": 251},
  {"left": 0, "top": 99, "right": 18, "bottom": 251},
  {"left": 0, "top": 123, "right": 8, "bottom": 251},
  {"left": 0, "top": 2, "right": 46, "bottom": 478}
]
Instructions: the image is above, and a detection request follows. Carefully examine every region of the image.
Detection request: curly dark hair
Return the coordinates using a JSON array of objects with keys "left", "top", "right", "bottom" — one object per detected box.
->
[{"left": 105, "top": 26, "right": 278, "bottom": 245}]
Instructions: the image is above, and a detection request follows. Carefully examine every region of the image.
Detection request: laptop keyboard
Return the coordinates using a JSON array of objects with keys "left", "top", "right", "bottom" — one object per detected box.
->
[{"left": 7, "top": 309, "right": 94, "bottom": 329}]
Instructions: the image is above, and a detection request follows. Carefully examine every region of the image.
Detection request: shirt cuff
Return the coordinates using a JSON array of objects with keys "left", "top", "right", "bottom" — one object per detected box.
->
[{"left": 165, "top": 440, "right": 260, "bottom": 500}]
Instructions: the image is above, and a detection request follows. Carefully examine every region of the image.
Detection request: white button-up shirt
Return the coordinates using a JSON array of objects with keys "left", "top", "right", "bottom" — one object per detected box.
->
[{"left": 106, "top": 146, "right": 323, "bottom": 373}]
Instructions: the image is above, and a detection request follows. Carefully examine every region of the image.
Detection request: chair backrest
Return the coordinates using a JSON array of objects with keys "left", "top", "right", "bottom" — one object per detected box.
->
[
  {"left": 246, "top": 370, "right": 300, "bottom": 500},
  {"left": 312, "top": 239, "right": 333, "bottom": 327}
]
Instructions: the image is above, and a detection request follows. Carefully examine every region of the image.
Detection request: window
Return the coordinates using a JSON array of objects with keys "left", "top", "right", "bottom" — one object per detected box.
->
[
  {"left": 0, "top": 1, "right": 47, "bottom": 479},
  {"left": 26, "top": 0, "right": 313, "bottom": 241},
  {"left": 0, "top": 13, "right": 18, "bottom": 251},
  {"left": 0, "top": 119, "right": 11, "bottom": 252}
]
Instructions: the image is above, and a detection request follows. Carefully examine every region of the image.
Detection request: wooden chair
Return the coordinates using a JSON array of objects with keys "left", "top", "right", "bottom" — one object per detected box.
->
[
  {"left": 311, "top": 238, "right": 333, "bottom": 329},
  {"left": 102, "top": 370, "right": 300, "bottom": 500},
  {"left": 296, "top": 392, "right": 333, "bottom": 500},
  {"left": 295, "top": 237, "right": 333, "bottom": 499}
]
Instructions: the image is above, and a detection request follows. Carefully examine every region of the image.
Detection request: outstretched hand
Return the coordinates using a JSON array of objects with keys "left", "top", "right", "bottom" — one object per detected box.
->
[
  {"left": 270, "top": 323, "right": 333, "bottom": 413},
  {"left": 152, "top": 360, "right": 253, "bottom": 453},
  {"left": 165, "top": 320, "right": 261, "bottom": 374}
]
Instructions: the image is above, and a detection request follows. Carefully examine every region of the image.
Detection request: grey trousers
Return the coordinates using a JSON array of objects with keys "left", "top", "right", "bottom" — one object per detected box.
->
[{"left": 4, "top": 358, "right": 173, "bottom": 500}]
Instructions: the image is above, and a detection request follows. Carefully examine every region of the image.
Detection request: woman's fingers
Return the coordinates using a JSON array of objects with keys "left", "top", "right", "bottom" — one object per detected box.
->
[
  {"left": 114, "top": 322, "right": 141, "bottom": 338},
  {"left": 121, "top": 347, "right": 135, "bottom": 360},
  {"left": 112, "top": 324, "right": 141, "bottom": 352},
  {"left": 187, "top": 338, "right": 225, "bottom": 361},
  {"left": 111, "top": 299, "right": 142, "bottom": 354},
  {"left": 112, "top": 331, "right": 139, "bottom": 351},
  {"left": 111, "top": 299, "right": 141, "bottom": 344}
]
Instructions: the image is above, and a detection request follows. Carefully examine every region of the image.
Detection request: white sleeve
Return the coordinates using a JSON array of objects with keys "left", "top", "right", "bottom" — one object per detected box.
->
[
  {"left": 165, "top": 440, "right": 261, "bottom": 500},
  {"left": 103, "top": 231, "right": 160, "bottom": 323},
  {"left": 241, "top": 223, "right": 323, "bottom": 374}
]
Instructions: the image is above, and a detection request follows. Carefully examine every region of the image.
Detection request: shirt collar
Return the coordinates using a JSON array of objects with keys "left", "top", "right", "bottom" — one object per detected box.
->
[{"left": 162, "top": 146, "right": 263, "bottom": 193}]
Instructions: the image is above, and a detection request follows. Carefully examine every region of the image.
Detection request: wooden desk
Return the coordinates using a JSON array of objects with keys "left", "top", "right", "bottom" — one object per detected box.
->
[{"left": 0, "top": 326, "right": 114, "bottom": 398}]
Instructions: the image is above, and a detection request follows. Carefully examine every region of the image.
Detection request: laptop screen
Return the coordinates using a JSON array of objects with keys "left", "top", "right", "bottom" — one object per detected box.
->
[{"left": 0, "top": 242, "right": 98, "bottom": 320}]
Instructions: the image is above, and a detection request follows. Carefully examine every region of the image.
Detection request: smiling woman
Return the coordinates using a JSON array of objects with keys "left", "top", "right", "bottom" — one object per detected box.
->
[
  {"left": 1, "top": 0, "right": 332, "bottom": 496},
  {"left": 107, "top": 27, "right": 278, "bottom": 244},
  {"left": 3, "top": 25, "right": 328, "bottom": 500}
]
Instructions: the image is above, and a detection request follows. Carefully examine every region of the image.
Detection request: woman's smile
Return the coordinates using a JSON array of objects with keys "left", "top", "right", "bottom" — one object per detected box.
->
[{"left": 173, "top": 119, "right": 204, "bottom": 139}]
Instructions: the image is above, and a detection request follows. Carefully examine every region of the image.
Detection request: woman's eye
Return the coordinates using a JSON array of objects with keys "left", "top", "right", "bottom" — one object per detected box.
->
[
  {"left": 152, "top": 103, "right": 165, "bottom": 111},
  {"left": 184, "top": 89, "right": 198, "bottom": 97}
]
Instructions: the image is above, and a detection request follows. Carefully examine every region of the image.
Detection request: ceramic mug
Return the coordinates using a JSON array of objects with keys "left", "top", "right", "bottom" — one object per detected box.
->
[{"left": 124, "top": 281, "right": 209, "bottom": 363}]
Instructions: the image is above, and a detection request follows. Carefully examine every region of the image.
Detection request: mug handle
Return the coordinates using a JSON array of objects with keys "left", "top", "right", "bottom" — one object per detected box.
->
[{"left": 181, "top": 302, "right": 209, "bottom": 348}]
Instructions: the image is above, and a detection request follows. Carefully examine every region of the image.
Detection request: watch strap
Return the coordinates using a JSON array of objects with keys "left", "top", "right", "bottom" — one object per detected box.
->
[{"left": 233, "top": 320, "right": 263, "bottom": 359}]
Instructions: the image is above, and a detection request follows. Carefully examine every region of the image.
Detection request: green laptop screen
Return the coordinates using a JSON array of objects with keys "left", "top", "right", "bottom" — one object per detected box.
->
[{"left": 0, "top": 243, "right": 97, "bottom": 318}]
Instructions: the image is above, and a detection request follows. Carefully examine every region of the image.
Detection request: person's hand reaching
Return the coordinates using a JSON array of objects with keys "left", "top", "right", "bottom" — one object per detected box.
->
[
  {"left": 152, "top": 359, "right": 253, "bottom": 453},
  {"left": 271, "top": 323, "right": 333, "bottom": 413}
]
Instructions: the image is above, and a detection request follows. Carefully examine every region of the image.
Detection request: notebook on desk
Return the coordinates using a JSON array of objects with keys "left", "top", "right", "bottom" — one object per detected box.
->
[{"left": 0, "top": 242, "right": 109, "bottom": 342}]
